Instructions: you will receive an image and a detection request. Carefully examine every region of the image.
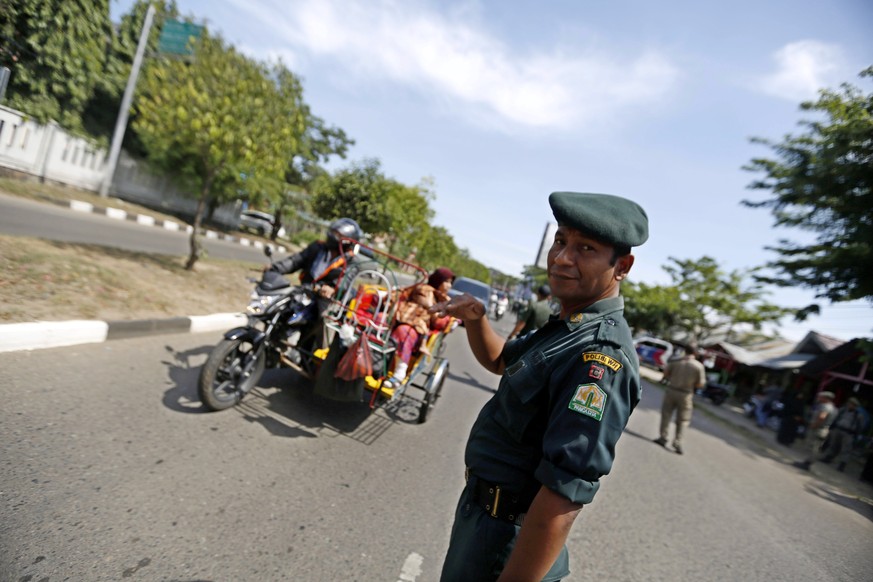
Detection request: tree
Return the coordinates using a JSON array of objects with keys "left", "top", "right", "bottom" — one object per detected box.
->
[
  {"left": 0, "top": 0, "right": 113, "bottom": 132},
  {"left": 743, "top": 66, "right": 873, "bottom": 307},
  {"left": 270, "top": 118, "right": 353, "bottom": 242},
  {"left": 382, "top": 178, "right": 435, "bottom": 257},
  {"left": 622, "top": 281, "right": 683, "bottom": 337},
  {"left": 662, "top": 256, "right": 791, "bottom": 344},
  {"left": 134, "top": 32, "right": 305, "bottom": 269},
  {"left": 310, "top": 158, "right": 395, "bottom": 234}
]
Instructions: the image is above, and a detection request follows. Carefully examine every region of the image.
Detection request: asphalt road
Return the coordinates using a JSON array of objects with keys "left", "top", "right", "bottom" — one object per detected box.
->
[
  {"left": 2, "top": 314, "right": 871, "bottom": 581},
  {"left": 1, "top": 194, "right": 871, "bottom": 580},
  {"left": 0, "top": 192, "right": 271, "bottom": 264}
]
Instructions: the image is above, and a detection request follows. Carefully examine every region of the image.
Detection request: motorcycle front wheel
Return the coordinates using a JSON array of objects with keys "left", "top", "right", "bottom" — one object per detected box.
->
[{"left": 198, "top": 338, "right": 266, "bottom": 411}]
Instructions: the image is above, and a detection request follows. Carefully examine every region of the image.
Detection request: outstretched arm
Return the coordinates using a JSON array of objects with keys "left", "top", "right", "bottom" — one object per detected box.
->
[{"left": 431, "top": 293, "right": 506, "bottom": 375}]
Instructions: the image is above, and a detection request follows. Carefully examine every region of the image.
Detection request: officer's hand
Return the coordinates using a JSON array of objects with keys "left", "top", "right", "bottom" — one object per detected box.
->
[
  {"left": 317, "top": 284, "right": 336, "bottom": 299},
  {"left": 430, "top": 293, "right": 486, "bottom": 322}
]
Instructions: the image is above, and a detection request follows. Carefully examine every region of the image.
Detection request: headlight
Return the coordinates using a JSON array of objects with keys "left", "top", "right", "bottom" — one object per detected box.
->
[{"left": 246, "top": 293, "right": 283, "bottom": 315}]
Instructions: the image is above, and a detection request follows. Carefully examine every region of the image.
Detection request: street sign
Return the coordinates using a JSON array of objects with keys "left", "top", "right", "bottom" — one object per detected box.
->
[{"left": 158, "top": 19, "right": 203, "bottom": 55}]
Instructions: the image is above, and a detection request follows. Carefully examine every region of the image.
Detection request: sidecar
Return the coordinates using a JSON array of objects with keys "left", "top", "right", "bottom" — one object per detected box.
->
[{"left": 309, "top": 240, "right": 455, "bottom": 423}]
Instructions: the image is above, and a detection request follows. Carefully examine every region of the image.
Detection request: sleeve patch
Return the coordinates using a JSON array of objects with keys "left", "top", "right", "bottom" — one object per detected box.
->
[
  {"left": 582, "top": 352, "right": 622, "bottom": 371},
  {"left": 588, "top": 364, "right": 605, "bottom": 379},
  {"left": 569, "top": 383, "right": 607, "bottom": 421}
]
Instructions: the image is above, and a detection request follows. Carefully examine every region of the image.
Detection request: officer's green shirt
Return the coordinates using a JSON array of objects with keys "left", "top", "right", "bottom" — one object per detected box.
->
[{"left": 464, "top": 296, "right": 641, "bottom": 505}]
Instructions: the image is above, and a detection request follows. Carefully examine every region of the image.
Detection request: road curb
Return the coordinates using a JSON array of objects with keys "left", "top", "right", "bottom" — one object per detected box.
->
[
  {"left": 0, "top": 313, "right": 247, "bottom": 353},
  {"left": 61, "top": 195, "right": 288, "bottom": 253}
]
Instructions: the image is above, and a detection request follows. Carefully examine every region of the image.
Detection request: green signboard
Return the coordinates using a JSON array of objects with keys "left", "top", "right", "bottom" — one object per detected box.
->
[{"left": 158, "top": 19, "right": 203, "bottom": 55}]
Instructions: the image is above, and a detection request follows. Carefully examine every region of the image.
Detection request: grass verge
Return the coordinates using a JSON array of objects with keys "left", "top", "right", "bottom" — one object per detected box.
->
[{"left": 1, "top": 235, "right": 260, "bottom": 323}]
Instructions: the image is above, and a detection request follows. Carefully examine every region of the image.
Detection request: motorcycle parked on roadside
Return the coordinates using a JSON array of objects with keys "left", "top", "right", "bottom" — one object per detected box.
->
[{"left": 697, "top": 381, "right": 732, "bottom": 406}]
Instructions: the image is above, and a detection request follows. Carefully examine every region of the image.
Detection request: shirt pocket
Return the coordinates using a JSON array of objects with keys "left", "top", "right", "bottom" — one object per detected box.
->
[{"left": 494, "top": 351, "right": 548, "bottom": 442}]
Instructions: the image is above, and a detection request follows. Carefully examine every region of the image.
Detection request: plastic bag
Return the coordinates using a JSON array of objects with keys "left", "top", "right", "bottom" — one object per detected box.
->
[{"left": 334, "top": 331, "right": 373, "bottom": 381}]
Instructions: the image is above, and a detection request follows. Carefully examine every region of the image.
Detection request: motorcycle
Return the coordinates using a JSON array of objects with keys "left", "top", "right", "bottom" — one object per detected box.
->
[
  {"left": 494, "top": 299, "right": 508, "bottom": 321},
  {"left": 198, "top": 250, "right": 322, "bottom": 411},
  {"left": 743, "top": 395, "right": 784, "bottom": 429},
  {"left": 697, "top": 381, "right": 732, "bottom": 406}
]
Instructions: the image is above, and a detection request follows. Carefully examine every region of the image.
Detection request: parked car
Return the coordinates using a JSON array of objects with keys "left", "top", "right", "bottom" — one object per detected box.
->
[
  {"left": 634, "top": 336, "right": 674, "bottom": 371},
  {"left": 448, "top": 277, "right": 491, "bottom": 318},
  {"left": 238, "top": 210, "right": 285, "bottom": 238}
]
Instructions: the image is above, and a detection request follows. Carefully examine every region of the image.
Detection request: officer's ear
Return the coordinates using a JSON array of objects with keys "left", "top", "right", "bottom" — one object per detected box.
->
[{"left": 614, "top": 254, "right": 634, "bottom": 281}]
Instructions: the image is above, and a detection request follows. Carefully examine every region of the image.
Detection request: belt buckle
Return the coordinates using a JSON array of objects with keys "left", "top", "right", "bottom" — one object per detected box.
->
[{"left": 491, "top": 485, "right": 501, "bottom": 518}]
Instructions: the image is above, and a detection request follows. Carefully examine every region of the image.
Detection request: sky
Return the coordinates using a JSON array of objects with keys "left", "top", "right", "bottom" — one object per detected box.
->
[{"left": 111, "top": 0, "right": 873, "bottom": 342}]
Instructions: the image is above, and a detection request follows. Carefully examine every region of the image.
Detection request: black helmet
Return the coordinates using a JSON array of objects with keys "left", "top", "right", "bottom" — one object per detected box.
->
[
  {"left": 326, "top": 217, "right": 362, "bottom": 248},
  {"left": 537, "top": 284, "right": 551, "bottom": 297}
]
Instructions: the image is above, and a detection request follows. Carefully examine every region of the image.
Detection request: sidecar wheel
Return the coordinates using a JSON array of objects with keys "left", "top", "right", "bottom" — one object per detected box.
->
[{"left": 198, "top": 338, "right": 265, "bottom": 411}]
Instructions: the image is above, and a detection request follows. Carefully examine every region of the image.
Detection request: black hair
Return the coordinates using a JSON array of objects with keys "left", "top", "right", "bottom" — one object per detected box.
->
[{"left": 610, "top": 245, "right": 631, "bottom": 265}]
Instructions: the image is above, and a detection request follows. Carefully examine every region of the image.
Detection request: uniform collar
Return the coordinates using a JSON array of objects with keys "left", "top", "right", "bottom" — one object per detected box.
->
[{"left": 563, "top": 296, "right": 624, "bottom": 330}]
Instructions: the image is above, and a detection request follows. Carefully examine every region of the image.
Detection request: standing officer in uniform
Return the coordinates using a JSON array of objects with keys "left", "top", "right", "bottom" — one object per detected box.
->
[
  {"left": 653, "top": 345, "right": 706, "bottom": 455},
  {"left": 507, "top": 284, "right": 553, "bottom": 341},
  {"left": 796, "top": 390, "right": 838, "bottom": 471},
  {"left": 432, "top": 191, "right": 648, "bottom": 581}
]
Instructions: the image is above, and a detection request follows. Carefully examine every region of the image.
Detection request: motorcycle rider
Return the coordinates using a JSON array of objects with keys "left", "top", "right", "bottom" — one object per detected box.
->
[
  {"left": 266, "top": 218, "right": 363, "bottom": 350},
  {"left": 267, "top": 217, "right": 363, "bottom": 299}
]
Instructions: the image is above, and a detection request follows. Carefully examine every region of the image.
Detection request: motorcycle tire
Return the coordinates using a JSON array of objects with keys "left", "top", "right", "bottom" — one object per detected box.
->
[{"left": 198, "top": 338, "right": 266, "bottom": 411}]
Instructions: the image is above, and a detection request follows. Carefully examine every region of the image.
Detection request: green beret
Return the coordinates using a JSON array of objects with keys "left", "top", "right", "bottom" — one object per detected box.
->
[{"left": 548, "top": 191, "right": 649, "bottom": 248}]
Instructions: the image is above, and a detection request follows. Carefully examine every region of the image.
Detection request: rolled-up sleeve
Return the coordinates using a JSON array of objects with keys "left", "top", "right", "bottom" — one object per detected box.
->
[{"left": 534, "top": 344, "right": 638, "bottom": 504}]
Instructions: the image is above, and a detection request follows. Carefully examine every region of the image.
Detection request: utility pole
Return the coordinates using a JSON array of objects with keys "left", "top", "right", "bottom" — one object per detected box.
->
[{"left": 100, "top": 4, "right": 156, "bottom": 197}]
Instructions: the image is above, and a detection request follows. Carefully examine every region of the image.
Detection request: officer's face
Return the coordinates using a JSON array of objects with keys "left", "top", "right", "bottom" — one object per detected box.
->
[{"left": 547, "top": 226, "right": 634, "bottom": 317}]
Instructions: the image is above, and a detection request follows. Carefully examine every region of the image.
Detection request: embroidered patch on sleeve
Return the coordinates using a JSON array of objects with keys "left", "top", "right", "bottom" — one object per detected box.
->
[
  {"left": 582, "top": 352, "right": 622, "bottom": 371},
  {"left": 588, "top": 365, "right": 605, "bottom": 380},
  {"left": 569, "top": 383, "right": 607, "bottom": 421}
]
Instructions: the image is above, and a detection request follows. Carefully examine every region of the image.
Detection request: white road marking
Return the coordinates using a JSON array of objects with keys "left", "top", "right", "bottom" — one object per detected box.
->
[{"left": 397, "top": 552, "right": 424, "bottom": 581}]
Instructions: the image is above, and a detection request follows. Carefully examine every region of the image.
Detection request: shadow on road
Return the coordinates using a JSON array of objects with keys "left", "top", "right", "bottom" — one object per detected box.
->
[
  {"left": 447, "top": 370, "right": 496, "bottom": 394},
  {"left": 804, "top": 481, "right": 873, "bottom": 523},
  {"left": 159, "top": 341, "right": 412, "bottom": 445},
  {"left": 638, "top": 377, "right": 873, "bottom": 518}
]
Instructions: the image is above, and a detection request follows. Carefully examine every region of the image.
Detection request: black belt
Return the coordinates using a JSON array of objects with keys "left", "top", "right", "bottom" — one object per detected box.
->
[{"left": 467, "top": 471, "right": 536, "bottom": 524}]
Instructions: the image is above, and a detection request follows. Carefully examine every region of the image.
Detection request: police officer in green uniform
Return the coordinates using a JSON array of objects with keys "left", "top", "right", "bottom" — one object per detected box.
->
[
  {"left": 508, "top": 284, "right": 553, "bottom": 341},
  {"left": 432, "top": 191, "right": 648, "bottom": 581}
]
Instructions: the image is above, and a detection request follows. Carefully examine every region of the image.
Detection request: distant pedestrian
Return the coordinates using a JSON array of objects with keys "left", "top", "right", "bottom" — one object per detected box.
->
[
  {"left": 653, "top": 345, "right": 706, "bottom": 455},
  {"left": 796, "top": 391, "right": 838, "bottom": 471},
  {"left": 776, "top": 388, "right": 805, "bottom": 447},
  {"left": 754, "top": 383, "right": 783, "bottom": 428},
  {"left": 820, "top": 397, "right": 866, "bottom": 472}
]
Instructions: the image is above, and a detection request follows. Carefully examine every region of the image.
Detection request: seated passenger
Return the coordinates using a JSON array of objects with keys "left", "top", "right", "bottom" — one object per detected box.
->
[{"left": 384, "top": 267, "right": 455, "bottom": 388}]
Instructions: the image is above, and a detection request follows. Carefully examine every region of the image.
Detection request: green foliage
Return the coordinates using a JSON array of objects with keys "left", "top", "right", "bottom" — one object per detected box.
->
[
  {"left": 310, "top": 158, "right": 394, "bottom": 233},
  {"left": 311, "top": 162, "right": 489, "bottom": 279},
  {"left": 744, "top": 66, "right": 873, "bottom": 305},
  {"left": 0, "top": 0, "right": 112, "bottom": 131},
  {"left": 134, "top": 32, "right": 306, "bottom": 269},
  {"left": 622, "top": 281, "right": 683, "bottom": 337},
  {"left": 661, "top": 256, "right": 791, "bottom": 343}
]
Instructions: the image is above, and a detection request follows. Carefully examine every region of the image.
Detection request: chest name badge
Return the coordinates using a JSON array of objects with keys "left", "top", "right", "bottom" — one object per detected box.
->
[
  {"left": 583, "top": 352, "right": 622, "bottom": 371},
  {"left": 569, "top": 383, "right": 607, "bottom": 421}
]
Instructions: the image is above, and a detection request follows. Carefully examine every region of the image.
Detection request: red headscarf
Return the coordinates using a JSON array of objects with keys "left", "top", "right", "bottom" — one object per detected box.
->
[{"left": 428, "top": 267, "right": 455, "bottom": 289}]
